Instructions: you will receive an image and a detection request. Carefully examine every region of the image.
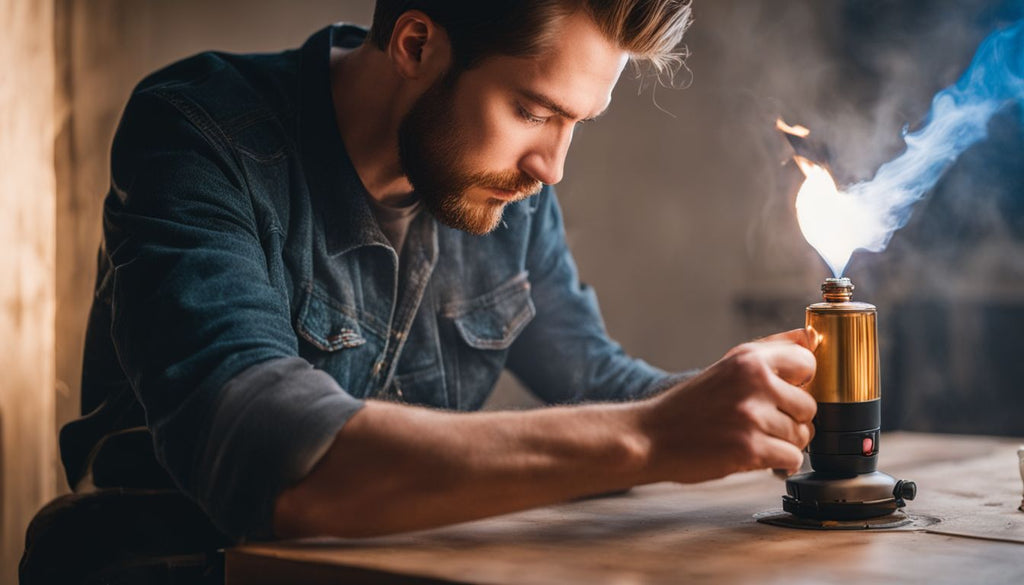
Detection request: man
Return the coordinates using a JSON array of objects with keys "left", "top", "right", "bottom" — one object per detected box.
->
[{"left": 60, "top": 0, "right": 816, "bottom": 544}]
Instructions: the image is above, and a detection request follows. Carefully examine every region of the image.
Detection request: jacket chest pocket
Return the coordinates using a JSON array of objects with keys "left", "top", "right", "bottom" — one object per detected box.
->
[
  {"left": 441, "top": 271, "right": 536, "bottom": 408},
  {"left": 294, "top": 284, "right": 381, "bottom": 397}
]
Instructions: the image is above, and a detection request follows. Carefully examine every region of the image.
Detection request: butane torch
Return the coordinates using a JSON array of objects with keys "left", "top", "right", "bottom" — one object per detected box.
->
[{"left": 783, "top": 277, "right": 917, "bottom": 520}]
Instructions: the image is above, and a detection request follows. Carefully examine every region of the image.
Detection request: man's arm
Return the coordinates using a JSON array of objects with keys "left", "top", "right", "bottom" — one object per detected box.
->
[
  {"left": 274, "top": 330, "right": 817, "bottom": 538},
  {"left": 274, "top": 400, "right": 646, "bottom": 538}
]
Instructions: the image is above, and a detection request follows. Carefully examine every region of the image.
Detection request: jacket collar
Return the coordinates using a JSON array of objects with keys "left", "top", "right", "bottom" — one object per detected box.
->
[{"left": 297, "top": 24, "right": 390, "bottom": 257}]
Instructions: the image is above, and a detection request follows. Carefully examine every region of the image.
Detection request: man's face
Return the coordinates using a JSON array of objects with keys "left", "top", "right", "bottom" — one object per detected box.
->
[{"left": 398, "top": 11, "right": 629, "bottom": 235}]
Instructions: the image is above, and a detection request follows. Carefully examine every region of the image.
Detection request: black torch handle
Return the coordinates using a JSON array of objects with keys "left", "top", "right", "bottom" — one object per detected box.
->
[{"left": 809, "top": 399, "right": 881, "bottom": 475}]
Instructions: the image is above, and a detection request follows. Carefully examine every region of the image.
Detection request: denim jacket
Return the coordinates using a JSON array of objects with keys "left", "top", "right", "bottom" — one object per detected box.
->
[{"left": 60, "top": 25, "right": 682, "bottom": 541}]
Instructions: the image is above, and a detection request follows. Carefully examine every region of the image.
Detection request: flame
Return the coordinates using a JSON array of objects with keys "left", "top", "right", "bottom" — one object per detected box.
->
[
  {"left": 776, "top": 118, "right": 810, "bottom": 138},
  {"left": 793, "top": 156, "right": 873, "bottom": 277}
]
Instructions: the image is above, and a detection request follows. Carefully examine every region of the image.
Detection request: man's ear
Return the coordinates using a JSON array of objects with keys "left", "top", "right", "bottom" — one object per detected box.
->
[{"left": 388, "top": 10, "right": 451, "bottom": 80}]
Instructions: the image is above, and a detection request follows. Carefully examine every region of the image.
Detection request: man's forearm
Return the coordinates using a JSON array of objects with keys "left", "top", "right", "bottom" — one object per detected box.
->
[
  {"left": 273, "top": 400, "right": 651, "bottom": 538},
  {"left": 273, "top": 332, "right": 820, "bottom": 539}
]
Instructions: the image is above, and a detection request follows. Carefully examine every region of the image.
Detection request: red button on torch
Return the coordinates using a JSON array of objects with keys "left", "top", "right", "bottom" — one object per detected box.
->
[{"left": 862, "top": 436, "right": 874, "bottom": 456}]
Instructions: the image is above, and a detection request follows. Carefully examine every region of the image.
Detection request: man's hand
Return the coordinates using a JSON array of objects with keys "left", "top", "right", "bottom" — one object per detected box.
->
[{"left": 636, "top": 328, "right": 818, "bottom": 483}]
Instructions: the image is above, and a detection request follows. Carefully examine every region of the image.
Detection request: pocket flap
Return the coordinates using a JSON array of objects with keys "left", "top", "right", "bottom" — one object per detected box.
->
[
  {"left": 296, "top": 286, "right": 367, "bottom": 352},
  {"left": 446, "top": 273, "right": 536, "bottom": 350}
]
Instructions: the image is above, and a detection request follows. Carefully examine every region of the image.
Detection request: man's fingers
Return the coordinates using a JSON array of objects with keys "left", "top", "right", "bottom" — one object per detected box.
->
[
  {"left": 756, "top": 341, "right": 816, "bottom": 386},
  {"left": 756, "top": 436, "right": 805, "bottom": 474},
  {"left": 758, "top": 328, "right": 819, "bottom": 351},
  {"left": 756, "top": 403, "right": 813, "bottom": 448},
  {"left": 768, "top": 376, "right": 817, "bottom": 423}
]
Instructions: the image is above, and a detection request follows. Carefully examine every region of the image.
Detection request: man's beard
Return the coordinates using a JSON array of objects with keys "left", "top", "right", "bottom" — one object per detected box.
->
[{"left": 398, "top": 71, "right": 543, "bottom": 235}]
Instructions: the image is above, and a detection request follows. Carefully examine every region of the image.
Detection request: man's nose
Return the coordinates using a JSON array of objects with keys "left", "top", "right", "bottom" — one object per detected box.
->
[{"left": 519, "top": 126, "right": 573, "bottom": 186}]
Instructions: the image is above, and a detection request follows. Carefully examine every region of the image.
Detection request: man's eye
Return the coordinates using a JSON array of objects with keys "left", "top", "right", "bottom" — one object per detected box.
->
[{"left": 516, "top": 103, "right": 547, "bottom": 125}]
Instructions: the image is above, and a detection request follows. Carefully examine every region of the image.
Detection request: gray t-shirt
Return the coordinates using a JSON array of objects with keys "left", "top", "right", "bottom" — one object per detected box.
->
[{"left": 367, "top": 195, "right": 422, "bottom": 257}]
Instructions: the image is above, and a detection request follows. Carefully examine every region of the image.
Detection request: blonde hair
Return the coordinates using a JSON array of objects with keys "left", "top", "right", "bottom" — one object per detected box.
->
[
  {"left": 588, "top": 0, "right": 693, "bottom": 79},
  {"left": 368, "top": 0, "right": 692, "bottom": 82}
]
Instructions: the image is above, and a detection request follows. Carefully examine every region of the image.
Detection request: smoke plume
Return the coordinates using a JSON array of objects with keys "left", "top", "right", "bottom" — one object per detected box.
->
[{"left": 830, "top": 17, "right": 1024, "bottom": 276}]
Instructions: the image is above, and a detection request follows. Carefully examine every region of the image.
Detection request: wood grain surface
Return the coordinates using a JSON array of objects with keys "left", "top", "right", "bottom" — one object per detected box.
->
[{"left": 228, "top": 432, "right": 1024, "bottom": 585}]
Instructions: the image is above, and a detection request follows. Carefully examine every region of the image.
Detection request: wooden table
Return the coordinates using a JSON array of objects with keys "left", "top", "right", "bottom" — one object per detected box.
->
[{"left": 227, "top": 432, "right": 1024, "bottom": 584}]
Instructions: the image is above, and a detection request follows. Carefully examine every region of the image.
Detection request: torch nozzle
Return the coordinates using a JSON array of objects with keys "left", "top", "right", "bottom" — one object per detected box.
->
[{"left": 822, "top": 277, "right": 854, "bottom": 302}]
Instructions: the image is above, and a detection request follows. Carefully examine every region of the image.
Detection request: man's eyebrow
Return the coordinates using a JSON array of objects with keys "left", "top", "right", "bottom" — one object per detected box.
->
[{"left": 519, "top": 89, "right": 606, "bottom": 123}]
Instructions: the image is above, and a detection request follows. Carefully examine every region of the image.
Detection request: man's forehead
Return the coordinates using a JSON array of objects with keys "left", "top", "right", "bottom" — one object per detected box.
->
[{"left": 479, "top": 27, "right": 627, "bottom": 120}]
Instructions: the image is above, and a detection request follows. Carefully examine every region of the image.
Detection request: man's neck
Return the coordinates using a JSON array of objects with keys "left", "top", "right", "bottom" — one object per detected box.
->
[{"left": 330, "top": 45, "right": 418, "bottom": 207}]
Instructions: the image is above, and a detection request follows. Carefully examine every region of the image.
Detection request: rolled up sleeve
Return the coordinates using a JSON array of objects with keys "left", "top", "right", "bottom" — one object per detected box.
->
[{"left": 196, "top": 357, "right": 363, "bottom": 540}]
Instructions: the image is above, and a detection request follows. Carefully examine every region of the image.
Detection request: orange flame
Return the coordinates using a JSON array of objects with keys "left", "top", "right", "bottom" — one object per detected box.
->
[
  {"left": 779, "top": 119, "right": 886, "bottom": 277},
  {"left": 776, "top": 118, "right": 810, "bottom": 138},
  {"left": 792, "top": 156, "right": 870, "bottom": 277}
]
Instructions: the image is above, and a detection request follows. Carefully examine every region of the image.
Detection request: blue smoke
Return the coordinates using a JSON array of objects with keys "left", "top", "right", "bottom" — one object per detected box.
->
[{"left": 840, "top": 17, "right": 1024, "bottom": 274}]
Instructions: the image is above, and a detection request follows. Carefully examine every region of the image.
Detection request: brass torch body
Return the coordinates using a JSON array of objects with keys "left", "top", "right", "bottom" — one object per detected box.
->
[
  {"left": 805, "top": 301, "right": 880, "bottom": 404},
  {"left": 804, "top": 282, "right": 882, "bottom": 475}
]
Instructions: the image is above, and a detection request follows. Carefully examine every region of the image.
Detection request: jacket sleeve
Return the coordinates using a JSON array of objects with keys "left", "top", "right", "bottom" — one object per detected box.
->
[
  {"left": 104, "top": 89, "right": 363, "bottom": 541},
  {"left": 505, "top": 187, "right": 697, "bottom": 404}
]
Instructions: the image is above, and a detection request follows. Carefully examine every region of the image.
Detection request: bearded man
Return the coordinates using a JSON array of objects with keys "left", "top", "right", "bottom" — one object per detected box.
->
[{"left": 56, "top": 0, "right": 815, "bottom": 549}]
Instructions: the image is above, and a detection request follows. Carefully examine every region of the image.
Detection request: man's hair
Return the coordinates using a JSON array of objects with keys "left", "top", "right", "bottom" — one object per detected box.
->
[{"left": 367, "top": 0, "right": 692, "bottom": 78}]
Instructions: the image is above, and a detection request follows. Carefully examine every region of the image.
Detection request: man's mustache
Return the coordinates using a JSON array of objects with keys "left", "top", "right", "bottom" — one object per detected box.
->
[{"left": 474, "top": 170, "right": 543, "bottom": 197}]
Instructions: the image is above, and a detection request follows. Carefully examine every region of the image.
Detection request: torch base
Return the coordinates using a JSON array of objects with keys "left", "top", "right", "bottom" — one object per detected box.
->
[
  {"left": 756, "top": 508, "right": 916, "bottom": 530},
  {"left": 783, "top": 470, "right": 916, "bottom": 521}
]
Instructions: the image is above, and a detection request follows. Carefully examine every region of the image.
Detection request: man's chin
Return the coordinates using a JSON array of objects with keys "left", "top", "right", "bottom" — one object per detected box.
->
[{"left": 432, "top": 200, "right": 506, "bottom": 235}]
